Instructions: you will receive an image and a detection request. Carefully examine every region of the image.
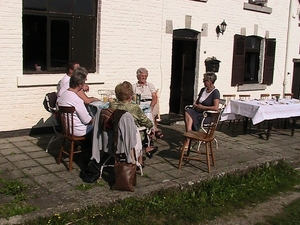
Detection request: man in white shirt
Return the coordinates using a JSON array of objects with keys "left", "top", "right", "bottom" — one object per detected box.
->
[{"left": 57, "top": 61, "right": 98, "bottom": 104}]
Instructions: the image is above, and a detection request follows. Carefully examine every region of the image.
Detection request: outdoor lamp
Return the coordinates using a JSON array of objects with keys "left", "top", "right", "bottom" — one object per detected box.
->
[{"left": 216, "top": 20, "right": 227, "bottom": 38}]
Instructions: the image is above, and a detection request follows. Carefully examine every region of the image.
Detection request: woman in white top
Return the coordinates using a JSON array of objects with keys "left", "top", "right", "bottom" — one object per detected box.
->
[
  {"left": 57, "top": 67, "right": 93, "bottom": 137},
  {"left": 132, "top": 67, "right": 163, "bottom": 139}
]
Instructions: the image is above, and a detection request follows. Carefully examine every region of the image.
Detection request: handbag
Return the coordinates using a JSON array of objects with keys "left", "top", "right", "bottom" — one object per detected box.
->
[{"left": 111, "top": 160, "right": 136, "bottom": 192}]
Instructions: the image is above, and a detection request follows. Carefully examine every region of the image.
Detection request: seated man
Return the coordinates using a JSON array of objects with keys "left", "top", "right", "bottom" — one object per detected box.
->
[
  {"left": 57, "top": 60, "right": 98, "bottom": 104},
  {"left": 57, "top": 67, "right": 94, "bottom": 145},
  {"left": 132, "top": 67, "right": 163, "bottom": 139},
  {"left": 110, "top": 81, "right": 158, "bottom": 162}
]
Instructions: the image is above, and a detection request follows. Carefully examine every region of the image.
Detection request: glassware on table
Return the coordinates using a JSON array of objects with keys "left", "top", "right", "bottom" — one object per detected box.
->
[{"left": 98, "top": 90, "right": 109, "bottom": 103}]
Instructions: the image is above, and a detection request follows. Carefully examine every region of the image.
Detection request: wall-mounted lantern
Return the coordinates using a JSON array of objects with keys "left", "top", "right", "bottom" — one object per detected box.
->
[{"left": 216, "top": 20, "right": 227, "bottom": 38}]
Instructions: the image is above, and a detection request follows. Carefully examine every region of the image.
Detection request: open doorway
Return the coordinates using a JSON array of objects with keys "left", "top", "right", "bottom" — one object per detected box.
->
[
  {"left": 169, "top": 29, "right": 199, "bottom": 115},
  {"left": 292, "top": 60, "right": 300, "bottom": 99}
]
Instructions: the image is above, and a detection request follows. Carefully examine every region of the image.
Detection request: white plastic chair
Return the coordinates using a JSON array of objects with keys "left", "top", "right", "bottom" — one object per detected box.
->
[{"left": 43, "top": 92, "right": 63, "bottom": 152}]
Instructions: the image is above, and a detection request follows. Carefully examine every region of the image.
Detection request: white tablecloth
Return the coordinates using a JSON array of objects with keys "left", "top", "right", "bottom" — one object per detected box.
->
[{"left": 221, "top": 99, "right": 300, "bottom": 125}]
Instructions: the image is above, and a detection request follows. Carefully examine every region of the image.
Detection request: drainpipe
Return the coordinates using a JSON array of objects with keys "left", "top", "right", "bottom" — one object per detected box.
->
[{"left": 283, "top": 0, "right": 293, "bottom": 97}]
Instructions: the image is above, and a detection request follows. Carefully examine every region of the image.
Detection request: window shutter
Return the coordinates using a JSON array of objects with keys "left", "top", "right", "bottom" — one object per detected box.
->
[
  {"left": 231, "top": 34, "right": 246, "bottom": 86},
  {"left": 262, "top": 38, "right": 276, "bottom": 85}
]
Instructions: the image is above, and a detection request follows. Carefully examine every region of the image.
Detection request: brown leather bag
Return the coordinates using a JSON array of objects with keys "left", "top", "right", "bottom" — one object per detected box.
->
[{"left": 112, "top": 161, "right": 136, "bottom": 192}]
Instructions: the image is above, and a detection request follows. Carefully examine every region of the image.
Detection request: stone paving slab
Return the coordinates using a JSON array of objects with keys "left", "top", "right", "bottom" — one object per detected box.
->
[{"left": 0, "top": 122, "right": 300, "bottom": 224}]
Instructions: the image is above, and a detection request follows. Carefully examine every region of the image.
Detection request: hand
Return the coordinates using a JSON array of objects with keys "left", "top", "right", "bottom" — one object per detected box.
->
[{"left": 83, "top": 84, "right": 89, "bottom": 92}]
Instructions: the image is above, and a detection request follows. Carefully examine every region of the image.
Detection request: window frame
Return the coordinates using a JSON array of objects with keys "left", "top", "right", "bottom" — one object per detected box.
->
[
  {"left": 231, "top": 34, "right": 276, "bottom": 87},
  {"left": 22, "top": 0, "right": 97, "bottom": 74}
]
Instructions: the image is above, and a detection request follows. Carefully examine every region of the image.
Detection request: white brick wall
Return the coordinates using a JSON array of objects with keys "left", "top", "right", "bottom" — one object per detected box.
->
[{"left": 0, "top": 0, "right": 298, "bottom": 132}]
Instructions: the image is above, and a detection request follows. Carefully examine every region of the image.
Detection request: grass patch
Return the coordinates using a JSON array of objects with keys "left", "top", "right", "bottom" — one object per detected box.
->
[
  {"left": 0, "top": 178, "right": 37, "bottom": 218},
  {"left": 256, "top": 197, "right": 300, "bottom": 225},
  {"left": 24, "top": 160, "right": 300, "bottom": 225}
]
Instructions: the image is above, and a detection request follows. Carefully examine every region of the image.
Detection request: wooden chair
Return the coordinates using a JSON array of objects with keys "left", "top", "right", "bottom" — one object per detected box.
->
[
  {"left": 284, "top": 93, "right": 293, "bottom": 99},
  {"left": 57, "top": 106, "right": 86, "bottom": 172},
  {"left": 178, "top": 111, "right": 221, "bottom": 173},
  {"left": 239, "top": 94, "right": 251, "bottom": 100},
  {"left": 260, "top": 94, "right": 270, "bottom": 100}
]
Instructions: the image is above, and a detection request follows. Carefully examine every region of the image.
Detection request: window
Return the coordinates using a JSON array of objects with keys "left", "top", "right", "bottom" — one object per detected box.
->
[
  {"left": 231, "top": 34, "right": 276, "bottom": 86},
  {"left": 23, "top": 0, "right": 97, "bottom": 73}
]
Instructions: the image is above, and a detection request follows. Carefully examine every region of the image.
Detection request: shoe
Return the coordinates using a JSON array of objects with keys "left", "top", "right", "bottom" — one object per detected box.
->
[
  {"left": 136, "top": 163, "right": 145, "bottom": 171},
  {"left": 145, "top": 146, "right": 158, "bottom": 159},
  {"left": 155, "top": 131, "right": 164, "bottom": 139}
]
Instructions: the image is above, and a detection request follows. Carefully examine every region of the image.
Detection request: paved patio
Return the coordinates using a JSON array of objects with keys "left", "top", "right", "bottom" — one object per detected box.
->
[{"left": 0, "top": 121, "right": 300, "bottom": 224}]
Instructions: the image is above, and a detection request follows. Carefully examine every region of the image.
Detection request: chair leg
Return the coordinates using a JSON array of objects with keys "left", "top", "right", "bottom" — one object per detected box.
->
[
  {"left": 69, "top": 141, "right": 75, "bottom": 172},
  {"left": 57, "top": 139, "right": 65, "bottom": 165},
  {"left": 178, "top": 139, "right": 190, "bottom": 169},
  {"left": 100, "top": 154, "right": 114, "bottom": 178},
  {"left": 210, "top": 141, "right": 215, "bottom": 167},
  {"left": 46, "top": 135, "right": 61, "bottom": 152},
  {"left": 205, "top": 143, "right": 210, "bottom": 173}
]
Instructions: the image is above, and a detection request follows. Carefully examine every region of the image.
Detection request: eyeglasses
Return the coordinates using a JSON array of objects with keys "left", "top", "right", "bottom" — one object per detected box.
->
[{"left": 203, "top": 79, "right": 209, "bottom": 82}]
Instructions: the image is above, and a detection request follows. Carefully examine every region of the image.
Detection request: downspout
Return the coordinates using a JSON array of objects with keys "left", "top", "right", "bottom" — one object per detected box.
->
[{"left": 283, "top": 0, "right": 293, "bottom": 97}]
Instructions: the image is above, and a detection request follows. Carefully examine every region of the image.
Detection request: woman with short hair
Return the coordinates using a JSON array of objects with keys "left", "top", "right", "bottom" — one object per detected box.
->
[
  {"left": 57, "top": 67, "right": 93, "bottom": 137},
  {"left": 184, "top": 72, "right": 220, "bottom": 132},
  {"left": 110, "top": 81, "right": 158, "bottom": 160}
]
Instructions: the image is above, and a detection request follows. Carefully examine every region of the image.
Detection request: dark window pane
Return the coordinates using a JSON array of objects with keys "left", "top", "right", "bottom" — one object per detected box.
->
[
  {"left": 72, "top": 16, "right": 96, "bottom": 72},
  {"left": 244, "top": 52, "right": 259, "bottom": 82},
  {"left": 73, "top": 0, "right": 95, "bottom": 16},
  {"left": 49, "top": 0, "right": 72, "bottom": 14},
  {"left": 246, "top": 36, "right": 261, "bottom": 51},
  {"left": 50, "top": 19, "right": 70, "bottom": 68},
  {"left": 23, "top": 15, "right": 47, "bottom": 71},
  {"left": 24, "top": 0, "right": 47, "bottom": 11}
]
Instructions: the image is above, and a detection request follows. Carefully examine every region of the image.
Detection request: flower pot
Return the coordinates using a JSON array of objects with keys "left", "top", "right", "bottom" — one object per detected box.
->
[{"left": 205, "top": 60, "right": 220, "bottom": 72}]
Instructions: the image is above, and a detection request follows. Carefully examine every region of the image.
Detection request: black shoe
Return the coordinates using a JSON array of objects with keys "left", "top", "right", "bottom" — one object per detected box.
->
[{"left": 145, "top": 146, "right": 158, "bottom": 159}]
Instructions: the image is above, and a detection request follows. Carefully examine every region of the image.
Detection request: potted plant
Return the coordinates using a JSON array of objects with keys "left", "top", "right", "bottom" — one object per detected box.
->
[{"left": 205, "top": 56, "right": 220, "bottom": 72}]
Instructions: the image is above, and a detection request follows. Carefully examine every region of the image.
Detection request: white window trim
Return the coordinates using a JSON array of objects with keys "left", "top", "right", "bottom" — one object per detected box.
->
[
  {"left": 17, "top": 73, "right": 104, "bottom": 87},
  {"left": 243, "top": 3, "right": 272, "bottom": 14}
]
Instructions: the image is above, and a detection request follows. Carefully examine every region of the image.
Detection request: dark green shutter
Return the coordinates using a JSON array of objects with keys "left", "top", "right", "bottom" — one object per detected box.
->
[
  {"left": 231, "top": 34, "right": 246, "bottom": 86},
  {"left": 262, "top": 38, "right": 276, "bottom": 85}
]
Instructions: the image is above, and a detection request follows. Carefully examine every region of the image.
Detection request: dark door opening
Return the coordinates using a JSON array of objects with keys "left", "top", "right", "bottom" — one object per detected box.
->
[
  {"left": 292, "top": 61, "right": 300, "bottom": 99},
  {"left": 169, "top": 29, "right": 198, "bottom": 115}
]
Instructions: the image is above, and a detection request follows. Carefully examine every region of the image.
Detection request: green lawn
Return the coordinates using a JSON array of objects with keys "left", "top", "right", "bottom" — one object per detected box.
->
[{"left": 22, "top": 160, "right": 300, "bottom": 225}]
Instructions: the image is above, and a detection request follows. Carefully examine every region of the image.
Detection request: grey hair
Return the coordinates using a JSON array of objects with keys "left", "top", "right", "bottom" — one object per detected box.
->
[
  {"left": 136, "top": 67, "right": 148, "bottom": 79},
  {"left": 204, "top": 72, "right": 217, "bottom": 84},
  {"left": 69, "top": 67, "right": 88, "bottom": 88}
]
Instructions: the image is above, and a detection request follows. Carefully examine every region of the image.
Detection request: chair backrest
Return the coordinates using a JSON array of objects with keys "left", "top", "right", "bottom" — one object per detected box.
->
[
  {"left": 223, "top": 94, "right": 236, "bottom": 105},
  {"left": 219, "top": 98, "right": 226, "bottom": 108},
  {"left": 260, "top": 94, "right": 270, "bottom": 99},
  {"left": 43, "top": 92, "right": 57, "bottom": 113},
  {"left": 202, "top": 111, "right": 221, "bottom": 139},
  {"left": 284, "top": 93, "right": 293, "bottom": 99},
  {"left": 59, "top": 106, "right": 76, "bottom": 138},
  {"left": 271, "top": 94, "right": 280, "bottom": 99},
  {"left": 239, "top": 94, "right": 251, "bottom": 100}
]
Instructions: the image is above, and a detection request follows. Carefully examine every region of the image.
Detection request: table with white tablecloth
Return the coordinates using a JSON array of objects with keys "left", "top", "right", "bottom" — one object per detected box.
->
[{"left": 220, "top": 98, "right": 300, "bottom": 139}]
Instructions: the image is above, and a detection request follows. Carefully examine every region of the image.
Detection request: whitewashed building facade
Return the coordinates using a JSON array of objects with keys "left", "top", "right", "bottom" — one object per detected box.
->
[{"left": 0, "top": 0, "right": 299, "bottom": 133}]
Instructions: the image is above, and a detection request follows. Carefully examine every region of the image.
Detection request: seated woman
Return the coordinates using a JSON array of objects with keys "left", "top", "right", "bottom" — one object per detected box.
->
[
  {"left": 184, "top": 72, "right": 220, "bottom": 147},
  {"left": 132, "top": 67, "right": 163, "bottom": 139},
  {"left": 57, "top": 67, "right": 94, "bottom": 146},
  {"left": 110, "top": 81, "right": 158, "bottom": 162}
]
